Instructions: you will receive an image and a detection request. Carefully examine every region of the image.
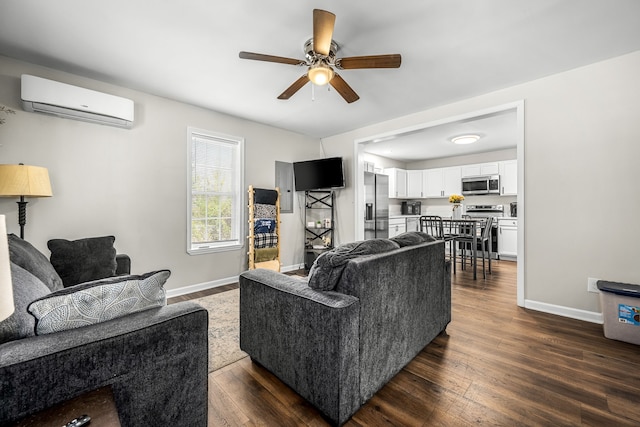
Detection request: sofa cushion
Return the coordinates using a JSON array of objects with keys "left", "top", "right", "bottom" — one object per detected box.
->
[
  {"left": 308, "top": 239, "right": 400, "bottom": 291},
  {"left": 48, "top": 236, "right": 118, "bottom": 287},
  {"left": 28, "top": 270, "right": 170, "bottom": 335},
  {"left": 390, "top": 231, "right": 436, "bottom": 247},
  {"left": 0, "top": 262, "right": 51, "bottom": 344},
  {"left": 8, "top": 234, "right": 63, "bottom": 291}
]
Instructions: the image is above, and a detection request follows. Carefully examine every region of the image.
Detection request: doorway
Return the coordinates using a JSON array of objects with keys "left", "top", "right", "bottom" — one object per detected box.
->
[{"left": 352, "top": 101, "right": 525, "bottom": 306}]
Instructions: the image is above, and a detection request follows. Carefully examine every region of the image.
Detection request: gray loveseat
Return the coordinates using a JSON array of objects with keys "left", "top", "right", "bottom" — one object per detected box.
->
[
  {"left": 239, "top": 233, "right": 451, "bottom": 425},
  {"left": 0, "top": 235, "right": 208, "bottom": 426}
]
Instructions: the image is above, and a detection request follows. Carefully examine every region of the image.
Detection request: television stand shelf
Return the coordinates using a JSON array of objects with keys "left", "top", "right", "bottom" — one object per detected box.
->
[{"left": 304, "top": 190, "right": 335, "bottom": 271}]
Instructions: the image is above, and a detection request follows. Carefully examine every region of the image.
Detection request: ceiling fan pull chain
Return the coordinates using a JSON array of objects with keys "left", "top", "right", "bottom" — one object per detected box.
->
[{"left": 311, "top": 82, "right": 315, "bottom": 101}]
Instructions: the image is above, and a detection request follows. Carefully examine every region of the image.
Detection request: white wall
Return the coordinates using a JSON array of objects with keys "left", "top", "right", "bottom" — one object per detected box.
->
[
  {"left": 407, "top": 148, "right": 517, "bottom": 170},
  {"left": 321, "top": 50, "right": 640, "bottom": 318},
  {"left": 0, "top": 56, "right": 319, "bottom": 292}
]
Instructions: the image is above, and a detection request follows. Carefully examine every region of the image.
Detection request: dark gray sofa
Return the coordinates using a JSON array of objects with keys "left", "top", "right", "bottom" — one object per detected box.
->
[
  {"left": 0, "top": 235, "right": 209, "bottom": 426},
  {"left": 239, "top": 237, "right": 451, "bottom": 426}
]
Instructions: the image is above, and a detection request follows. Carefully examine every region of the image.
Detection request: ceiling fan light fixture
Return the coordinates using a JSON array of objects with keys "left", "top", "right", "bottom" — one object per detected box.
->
[
  {"left": 451, "top": 134, "right": 480, "bottom": 145},
  {"left": 308, "top": 64, "right": 334, "bottom": 86}
]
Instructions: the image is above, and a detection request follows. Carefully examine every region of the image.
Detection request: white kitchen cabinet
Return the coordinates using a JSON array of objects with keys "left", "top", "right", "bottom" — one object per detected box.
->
[
  {"left": 423, "top": 166, "right": 461, "bottom": 198},
  {"left": 461, "top": 162, "right": 499, "bottom": 177},
  {"left": 406, "top": 170, "right": 423, "bottom": 198},
  {"left": 406, "top": 216, "right": 420, "bottom": 232},
  {"left": 383, "top": 168, "right": 407, "bottom": 198},
  {"left": 364, "top": 161, "right": 375, "bottom": 173},
  {"left": 389, "top": 217, "right": 407, "bottom": 238},
  {"left": 423, "top": 168, "right": 444, "bottom": 198},
  {"left": 443, "top": 167, "right": 462, "bottom": 196},
  {"left": 498, "top": 218, "right": 518, "bottom": 259},
  {"left": 499, "top": 160, "right": 517, "bottom": 196}
]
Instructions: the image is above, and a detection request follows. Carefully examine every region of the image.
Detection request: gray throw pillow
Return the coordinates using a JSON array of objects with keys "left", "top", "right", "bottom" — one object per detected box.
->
[
  {"left": 0, "top": 262, "right": 51, "bottom": 344},
  {"left": 8, "top": 233, "right": 63, "bottom": 291},
  {"left": 48, "top": 236, "right": 117, "bottom": 287},
  {"left": 28, "top": 270, "right": 170, "bottom": 335},
  {"left": 390, "top": 231, "right": 437, "bottom": 247},
  {"left": 308, "top": 239, "right": 400, "bottom": 291}
]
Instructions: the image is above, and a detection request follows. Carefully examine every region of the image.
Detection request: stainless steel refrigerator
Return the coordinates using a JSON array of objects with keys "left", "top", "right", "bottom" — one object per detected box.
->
[{"left": 364, "top": 172, "right": 389, "bottom": 239}]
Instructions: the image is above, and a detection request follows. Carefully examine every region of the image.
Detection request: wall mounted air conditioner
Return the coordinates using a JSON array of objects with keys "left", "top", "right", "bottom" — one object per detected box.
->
[{"left": 21, "top": 74, "right": 134, "bottom": 129}]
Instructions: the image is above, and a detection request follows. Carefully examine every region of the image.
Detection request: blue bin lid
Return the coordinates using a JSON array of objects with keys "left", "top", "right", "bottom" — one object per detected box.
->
[{"left": 597, "top": 280, "right": 640, "bottom": 297}]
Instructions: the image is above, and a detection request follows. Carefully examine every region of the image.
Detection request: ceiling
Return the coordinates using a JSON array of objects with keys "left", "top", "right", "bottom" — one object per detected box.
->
[
  {"left": 362, "top": 109, "right": 517, "bottom": 162},
  {"left": 1, "top": 1, "right": 640, "bottom": 141}
]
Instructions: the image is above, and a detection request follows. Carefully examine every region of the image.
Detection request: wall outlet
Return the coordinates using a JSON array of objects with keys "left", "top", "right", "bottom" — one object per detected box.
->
[{"left": 587, "top": 277, "right": 600, "bottom": 293}]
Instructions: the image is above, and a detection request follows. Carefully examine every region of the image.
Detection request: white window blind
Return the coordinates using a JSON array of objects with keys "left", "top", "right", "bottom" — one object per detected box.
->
[{"left": 187, "top": 127, "right": 244, "bottom": 254}]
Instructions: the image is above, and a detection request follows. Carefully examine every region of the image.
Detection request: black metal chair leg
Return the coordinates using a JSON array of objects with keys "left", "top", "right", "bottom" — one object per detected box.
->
[
  {"left": 452, "top": 241, "right": 457, "bottom": 274},
  {"left": 482, "top": 246, "right": 487, "bottom": 279},
  {"left": 488, "top": 242, "right": 492, "bottom": 274}
]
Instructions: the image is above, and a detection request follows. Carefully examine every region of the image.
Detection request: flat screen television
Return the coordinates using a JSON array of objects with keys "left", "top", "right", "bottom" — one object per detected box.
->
[{"left": 293, "top": 157, "right": 345, "bottom": 191}]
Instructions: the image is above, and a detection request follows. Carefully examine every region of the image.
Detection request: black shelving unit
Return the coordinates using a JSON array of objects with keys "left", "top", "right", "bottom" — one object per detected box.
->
[{"left": 304, "top": 190, "right": 335, "bottom": 271}]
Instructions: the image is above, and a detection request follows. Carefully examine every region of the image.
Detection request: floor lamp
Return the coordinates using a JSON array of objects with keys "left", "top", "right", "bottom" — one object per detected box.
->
[
  {"left": 0, "top": 164, "right": 53, "bottom": 239},
  {"left": 0, "top": 215, "right": 14, "bottom": 321}
]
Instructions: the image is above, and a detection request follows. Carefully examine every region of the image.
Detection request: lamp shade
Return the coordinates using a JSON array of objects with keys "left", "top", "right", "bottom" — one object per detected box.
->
[
  {"left": 0, "top": 215, "right": 14, "bottom": 321},
  {"left": 308, "top": 64, "right": 335, "bottom": 86},
  {"left": 0, "top": 164, "right": 53, "bottom": 197}
]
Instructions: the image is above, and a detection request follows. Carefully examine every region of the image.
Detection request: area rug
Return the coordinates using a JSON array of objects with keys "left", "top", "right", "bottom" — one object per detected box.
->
[{"left": 192, "top": 288, "right": 247, "bottom": 372}]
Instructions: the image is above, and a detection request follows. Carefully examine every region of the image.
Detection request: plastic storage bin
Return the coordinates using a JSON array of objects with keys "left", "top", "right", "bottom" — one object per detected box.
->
[{"left": 597, "top": 280, "right": 640, "bottom": 345}]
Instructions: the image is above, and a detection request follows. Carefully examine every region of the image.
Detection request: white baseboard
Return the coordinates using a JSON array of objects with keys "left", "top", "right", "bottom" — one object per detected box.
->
[
  {"left": 524, "top": 299, "right": 603, "bottom": 324},
  {"left": 165, "top": 263, "right": 305, "bottom": 298},
  {"left": 168, "top": 271, "right": 604, "bottom": 326},
  {"left": 282, "top": 263, "right": 305, "bottom": 273}
]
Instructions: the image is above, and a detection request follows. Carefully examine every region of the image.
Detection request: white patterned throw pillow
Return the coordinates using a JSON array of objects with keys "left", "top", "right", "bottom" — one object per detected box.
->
[{"left": 28, "top": 270, "right": 170, "bottom": 335}]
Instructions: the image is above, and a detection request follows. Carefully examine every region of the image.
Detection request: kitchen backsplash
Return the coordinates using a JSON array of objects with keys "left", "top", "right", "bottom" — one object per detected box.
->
[{"left": 390, "top": 194, "right": 516, "bottom": 217}]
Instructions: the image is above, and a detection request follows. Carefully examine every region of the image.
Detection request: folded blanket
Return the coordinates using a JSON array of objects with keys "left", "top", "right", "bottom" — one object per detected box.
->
[
  {"left": 253, "top": 188, "right": 278, "bottom": 205},
  {"left": 254, "top": 247, "right": 278, "bottom": 263},
  {"left": 254, "top": 203, "right": 276, "bottom": 219},
  {"left": 254, "top": 233, "right": 278, "bottom": 249},
  {"left": 255, "top": 218, "right": 276, "bottom": 233}
]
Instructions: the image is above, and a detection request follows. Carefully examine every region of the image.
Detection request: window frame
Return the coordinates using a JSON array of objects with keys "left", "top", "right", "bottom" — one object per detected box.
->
[{"left": 186, "top": 126, "right": 245, "bottom": 255}]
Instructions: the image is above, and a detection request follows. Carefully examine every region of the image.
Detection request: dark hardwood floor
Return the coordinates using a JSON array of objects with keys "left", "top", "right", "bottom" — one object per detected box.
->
[{"left": 172, "top": 261, "right": 640, "bottom": 426}]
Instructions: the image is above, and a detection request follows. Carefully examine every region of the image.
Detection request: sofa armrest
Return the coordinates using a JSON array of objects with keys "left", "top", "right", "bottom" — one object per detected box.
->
[
  {"left": 115, "top": 253, "right": 131, "bottom": 275},
  {"left": 239, "top": 269, "right": 360, "bottom": 425},
  {"left": 0, "top": 302, "right": 208, "bottom": 426}
]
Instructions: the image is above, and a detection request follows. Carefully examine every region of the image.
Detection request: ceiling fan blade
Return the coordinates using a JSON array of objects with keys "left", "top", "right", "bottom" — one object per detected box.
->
[
  {"left": 277, "top": 75, "right": 310, "bottom": 100},
  {"left": 329, "top": 73, "right": 360, "bottom": 103},
  {"left": 313, "top": 9, "right": 336, "bottom": 56},
  {"left": 337, "top": 54, "right": 402, "bottom": 69},
  {"left": 239, "top": 51, "right": 305, "bottom": 66}
]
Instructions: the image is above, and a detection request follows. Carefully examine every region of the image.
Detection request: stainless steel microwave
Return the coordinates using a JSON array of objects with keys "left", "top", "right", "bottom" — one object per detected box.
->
[{"left": 461, "top": 175, "right": 500, "bottom": 195}]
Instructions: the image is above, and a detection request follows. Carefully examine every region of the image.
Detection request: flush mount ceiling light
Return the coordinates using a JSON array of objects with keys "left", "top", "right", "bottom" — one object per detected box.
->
[
  {"left": 451, "top": 134, "right": 480, "bottom": 145},
  {"left": 307, "top": 63, "right": 335, "bottom": 86}
]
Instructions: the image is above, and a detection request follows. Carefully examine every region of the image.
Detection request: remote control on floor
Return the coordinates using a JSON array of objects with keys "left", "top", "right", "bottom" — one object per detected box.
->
[{"left": 64, "top": 414, "right": 91, "bottom": 427}]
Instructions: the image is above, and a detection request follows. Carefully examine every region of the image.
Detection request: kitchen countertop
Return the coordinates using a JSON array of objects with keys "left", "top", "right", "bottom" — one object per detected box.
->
[{"left": 389, "top": 215, "right": 519, "bottom": 221}]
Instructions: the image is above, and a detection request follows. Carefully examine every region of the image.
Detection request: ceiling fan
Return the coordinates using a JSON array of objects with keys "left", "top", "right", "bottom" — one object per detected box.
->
[{"left": 239, "top": 9, "right": 402, "bottom": 103}]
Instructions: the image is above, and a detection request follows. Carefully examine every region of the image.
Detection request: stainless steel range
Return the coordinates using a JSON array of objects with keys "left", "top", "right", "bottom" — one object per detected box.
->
[
  {"left": 465, "top": 204, "right": 505, "bottom": 219},
  {"left": 464, "top": 205, "right": 504, "bottom": 259}
]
